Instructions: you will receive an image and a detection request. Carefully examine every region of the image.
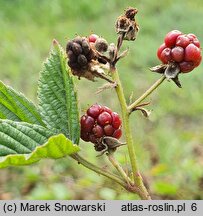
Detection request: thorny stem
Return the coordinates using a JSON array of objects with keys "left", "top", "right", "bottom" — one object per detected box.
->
[
  {"left": 111, "top": 67, "right": 151, "bottom": 200},
  {"left": 128, "top": 75, "right": 166, "bottom": 113},
  {"left": 71, "top": 153, "right": 126, "bottom": 187}
]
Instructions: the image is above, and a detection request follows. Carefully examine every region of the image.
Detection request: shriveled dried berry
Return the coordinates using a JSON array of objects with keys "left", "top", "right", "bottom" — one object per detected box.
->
[
  {"left": 95, "top": 38, "right": 108, "bottom": 53},
  {"left": 66, "top": 35, "right": 111, "bottom": 82},
  {"left": 73, "top": 36, "right": 83, "bottom": 45},
  {"left": 77, "top": 54, "right": 88, "bottom": 66},
  {"left": 66, "top": 41, "right": 73, "bottom": 52},
  {"left": 72, "top": 42, "right": 82, "bottom": 55},
  {"left": 67, "top": 50, "right": 77, "bottom": 62},
  {"left": 82, "top": 40, "right": 91, "bottom": 55}
]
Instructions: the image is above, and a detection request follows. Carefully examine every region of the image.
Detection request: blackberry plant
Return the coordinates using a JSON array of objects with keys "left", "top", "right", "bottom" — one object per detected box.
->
[{"left": 0, "top": 7, "right": 201, "bottom": 200}]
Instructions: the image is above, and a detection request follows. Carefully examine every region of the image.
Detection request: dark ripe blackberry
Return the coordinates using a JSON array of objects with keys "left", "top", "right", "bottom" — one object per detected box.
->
[
  {"left": 82, "top": 40, "right": 91, "bottom": 55},
  {"left": 73, "top": 36, "right": 83, "bottom": 45},
  {"left": 68, "top": 61, "right": 80, "bottom": 70},
  {"left": 66, "top": 41, "right": 73, "bottom": 52},
  {"left": 86, "top": 49, "right": 95, "bottom": 61},
  {"left": 72, "top": 42, "right": 82, "bottom": 55},
  {"left": 66, "top": 36, "right": 104, "bottom": 81},
  {"left": 77, "top": 54, "right": 88, "bottom": 66},
  {"left": 67, "top": 50, "right": 77, "bottom": 62}
]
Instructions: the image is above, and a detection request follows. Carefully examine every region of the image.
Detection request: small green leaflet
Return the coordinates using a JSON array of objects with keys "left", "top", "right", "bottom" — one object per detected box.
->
[
  {"left": 38, "top": 40, "right": 80, "bottom": 144},
  {"left": 0, "top": 133, "right": 80, "bottom": 168},
  {"left": 0, "top": 81, "right": 44, "bottom": 126}
]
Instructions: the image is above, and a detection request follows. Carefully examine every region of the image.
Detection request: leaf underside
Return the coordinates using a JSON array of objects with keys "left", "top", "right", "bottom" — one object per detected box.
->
[
  {"left": 38, "top": 41, "right": 80, "bottom": 144},
  {"left": 0, "top": 81, "right": 44, "bottom": 126},
  {"left": 0, "top": 133, "right": 80, "bottom": 168}
]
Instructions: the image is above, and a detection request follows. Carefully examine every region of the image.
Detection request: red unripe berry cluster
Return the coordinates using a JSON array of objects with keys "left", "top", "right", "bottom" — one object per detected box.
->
[
  {"left": 80, "top": 104, "right": 122, "bottom": 151},
  {"left": 157, "top": 30, "right": 202, "bottom": 73}
]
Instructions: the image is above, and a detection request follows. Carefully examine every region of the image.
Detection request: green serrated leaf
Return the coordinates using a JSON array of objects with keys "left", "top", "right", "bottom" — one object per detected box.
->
[
  {"left": 38, "top": 40, "right": 80, "bottom": 144},
  {"left": 0, "top": 133, "right": 80, "bottom": 168},
  {"left": 0, "top": 119, "right": 54, "bottom": 156},
  {"left": 0, "top": 81, "right": 44, "bottom": 126}
]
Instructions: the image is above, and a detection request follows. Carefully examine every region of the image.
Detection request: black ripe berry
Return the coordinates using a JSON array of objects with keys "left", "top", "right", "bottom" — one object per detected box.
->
[
  {"left": 77, "top": 54, "right": 88, "bottom": 66},
  {"left": 66, "top": 36, "right": 96, "bottom": 77}
]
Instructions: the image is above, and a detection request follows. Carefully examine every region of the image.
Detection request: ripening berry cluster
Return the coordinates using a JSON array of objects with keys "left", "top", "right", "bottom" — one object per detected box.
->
[
  {"left": 157, "top": 30, "right": 202, "bottom": 73},
  {"left": 66, "top": 36, "right": 95, "bottom": 72},
  {"left": 80, "top": 104, "right": 122, "bottom": 151}
]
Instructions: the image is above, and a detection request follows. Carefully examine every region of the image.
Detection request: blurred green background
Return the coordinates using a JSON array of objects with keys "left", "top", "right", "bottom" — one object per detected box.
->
[{"left": 0, "top": 0, "right": 203, "bottom": 200}]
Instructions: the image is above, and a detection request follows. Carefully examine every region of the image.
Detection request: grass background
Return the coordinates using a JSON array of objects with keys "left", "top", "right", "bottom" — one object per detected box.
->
[{"left": 0, "top": 0, "right": 203, "bottom": 199}]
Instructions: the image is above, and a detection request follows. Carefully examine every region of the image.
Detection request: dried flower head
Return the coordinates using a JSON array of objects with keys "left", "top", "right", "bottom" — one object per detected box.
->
[{"left": 116, "top": 7, "right": 139, "bottom": 41}]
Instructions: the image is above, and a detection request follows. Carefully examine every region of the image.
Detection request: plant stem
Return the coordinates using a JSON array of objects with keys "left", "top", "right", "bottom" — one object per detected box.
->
[
  {"left": 128, "top": 75, "right": 166, "bottom": 113},
  {"left": 107, "top": 152, "right": 133, "bottom": 185},
  {"left": 71, "top": 153, "right": 126, "bottom": 187},
  {"left": 111, "top": 68, "right": 151, "bottom": 200}
]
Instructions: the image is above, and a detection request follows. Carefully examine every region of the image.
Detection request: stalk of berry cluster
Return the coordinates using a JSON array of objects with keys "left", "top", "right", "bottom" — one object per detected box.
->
[
  {"left": 111, "top": 67, "right": 151, "bottom": 200},
  {"left": 128, "top": 75, "right": 166, "bottom": 113},
  {"left": 71, "top": 153, "right": 126, "bottom": 187}
]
